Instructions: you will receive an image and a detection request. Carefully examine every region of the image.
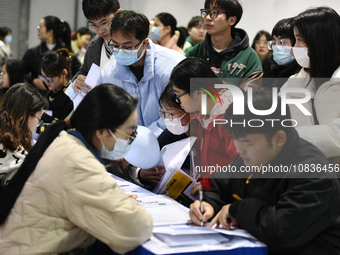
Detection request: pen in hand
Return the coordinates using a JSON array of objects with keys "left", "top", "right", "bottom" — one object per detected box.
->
[{"left": 199, "top": 183, "right": 204, "bottom": 226}]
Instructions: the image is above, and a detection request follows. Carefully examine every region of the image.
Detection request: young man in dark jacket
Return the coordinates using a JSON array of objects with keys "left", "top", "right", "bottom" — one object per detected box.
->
[
  {"left": 72, "top": 0, "right": 121, "bottom": 92},
  {"left": 186, "top": 0, "right": 262, "bottom": 80},
  {"left": 189, "top": 88, "right": 340, "bottom": 255}
]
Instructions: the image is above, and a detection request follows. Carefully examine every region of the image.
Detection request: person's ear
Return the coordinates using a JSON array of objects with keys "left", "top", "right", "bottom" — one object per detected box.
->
[
  {"left": 95, "top": 129, "right": 110, "bottom": 140},
  {"left": 115, "top": 8, "right": 123, "bottom": 14},
  {"left": 143, "top": 38, "right": 149, "bottom": 46},
  {"left": 61, "top": 68, "right": 68, "bottom": 77},
  {"left": 164, "top": 25, "right": 171, "bottom": 34},
  {"left": 228, "top": 16, "right": 237, "bottom": 26},
  {"left": 273, "top": 130, "right": 287, "bottom": 148}
]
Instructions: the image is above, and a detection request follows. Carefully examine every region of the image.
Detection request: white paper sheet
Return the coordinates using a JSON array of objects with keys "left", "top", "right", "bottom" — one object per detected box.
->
[{"left": 72, "top": 63, "right": 101, "bottom": 110}]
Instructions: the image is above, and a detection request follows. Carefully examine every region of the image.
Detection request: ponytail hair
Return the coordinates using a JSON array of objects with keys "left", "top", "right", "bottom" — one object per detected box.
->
[
  {"left": 43, "top": 16, "right": 72, "bottom": 52},
  {"left": 41, "top": 48, "right": 74, "bottom": 80},
  {"left": 156, "top": 12, "right": 186, "bottom": 48},
  {"left": 0, "top": 84, "right": 138, "bottom": 225}
]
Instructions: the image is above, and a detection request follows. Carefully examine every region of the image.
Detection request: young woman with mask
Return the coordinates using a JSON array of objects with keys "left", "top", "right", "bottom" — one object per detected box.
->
[
  {"left": 170, "top": 57, "right": 238, "bottom": 190},
  {"left": 281, "top": 7, "right": 340, "bottom": 164},
  {"left": 262, "top": 17, "right": 301, "bottom": 84},
  {"left": 0, "top": 83, "right": 48, "bottom": 188},
  {"left": 151, "top": 12, "right": 185, "bottom": 55},
  {"left": 40, "top": 48, "right": 74, "bottom": 123},
  {"left": 0, "top": 84, "right": 153, "bottom": 254}
]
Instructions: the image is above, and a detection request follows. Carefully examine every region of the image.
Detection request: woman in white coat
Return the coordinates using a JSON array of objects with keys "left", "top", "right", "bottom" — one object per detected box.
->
[
  {"left": 0, "top": 84, "right": 153, "bottom": 254},
  {"left": 281, "top": 6, "right": 340, "bottom": 163}
]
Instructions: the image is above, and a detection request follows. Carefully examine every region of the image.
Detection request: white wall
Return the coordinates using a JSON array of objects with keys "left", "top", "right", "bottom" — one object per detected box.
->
[{"left": 27, "top": 0, "right": 340, "bottom": 50}]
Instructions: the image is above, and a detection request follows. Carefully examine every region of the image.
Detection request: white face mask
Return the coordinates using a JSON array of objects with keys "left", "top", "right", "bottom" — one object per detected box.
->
[
  {"left": 164, "top": 113, "right": 189, "bottom": 135},
  {"left": 100, "top": 129, "right": 131, "bottom": 160},
  {"left": 292, "top": 47, "right": 310, "bottom": 68}
]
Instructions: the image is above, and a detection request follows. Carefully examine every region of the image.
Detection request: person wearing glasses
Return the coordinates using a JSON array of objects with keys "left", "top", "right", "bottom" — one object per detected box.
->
[
  {"left": 97, "top": 10, "right": 185, "bottom": 136},
  {"left": 22, "top": 16, "right": 81, "bottom": 92},
  {"left": 0, "top": 84, "right": 153, "bottom": 254},
  {"left": 72, "top": 0, "right": 122, "bottom": 94},
  {"left": 0, "top": 83, "right": 47, "bottom": 188},
  {"left": 186, "top": 0, "right": 262, "bottom": 80},
  {"left": 262, "top": 17, "right": 301, "bottom": 85},
  {"left": 170, "top": 57, "right": 238, "bottom": 190},
  {"left": 39, "top": 48, "right": 74, "bottom": 123}
]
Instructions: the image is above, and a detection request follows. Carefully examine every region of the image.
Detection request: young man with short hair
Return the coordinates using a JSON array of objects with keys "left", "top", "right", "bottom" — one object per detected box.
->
[
  {"left": 73, "top": 0, "right": 122, "bottom": 91},
  {"left": 187, "top": 0, "right": 262, "bottom": 79},
  {"left": 97, "top": 10, "right": 185, "bottom": 136},
  {"left": 189, "top": 89, "right": 340, "bottom": 254}
]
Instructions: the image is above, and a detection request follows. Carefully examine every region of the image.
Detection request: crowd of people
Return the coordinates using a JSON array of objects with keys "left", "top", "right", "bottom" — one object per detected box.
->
[{"left": 0, "top": 0, "right": 340, "bottom": 254}]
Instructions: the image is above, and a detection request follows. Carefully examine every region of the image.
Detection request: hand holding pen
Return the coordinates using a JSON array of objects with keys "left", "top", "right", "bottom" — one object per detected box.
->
[{"left": 189, "top": 194, "right": 214, "bottom": 227}]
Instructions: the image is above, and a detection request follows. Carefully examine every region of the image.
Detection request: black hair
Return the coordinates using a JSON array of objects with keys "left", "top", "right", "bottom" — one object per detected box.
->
[
  {"left": 110, "top": 11, "right": 149, "bottom": 41},
  {"left": 82, "top": 0, "right": 120, "bottom": 20},
  {"left": 159, "top": 83, "right": 182, "bottom": 111},
  {"left": 71, "top": 27, "right": 93, "bottom": 40},
  {"left": 204, "top": 0, "right": 243, "bottom": 30},
  {"left": 226, "top": 87, "right": 292, "bottom": 141},
  {"left": 251, "top": 30, "right": 272, "bottom": 50},
  {"left": 5, "top": 59, "right": 26, "bottom": 86},
  {"left": 293, "top": 6, "right": 340, "bottom": 79},
  {"left": 170, "top": 57, "right": 217, "bottom": 92},
  {"left": 0, "top": 27, "right": 11, "bottom": 41},
  {"left": 43, "top": 16, "right": 72, "bottom": 52},
  {"left": 156, "top": 12, "right": 187, "bottom": 48},
  {"left": 41, "top": 48, "right": 73, "bottom": 80},
  {"left": 187, "top": 16, "right": 204, "bottom": 29},
  {"left": 0, "top": 83, "right": 48, "bottom": 152},
  {"left": 271, "top": 17, "right": 296, "bottom": 45},
  {"left": 0, "top": 84, "right": 138, "bottom": 225}
]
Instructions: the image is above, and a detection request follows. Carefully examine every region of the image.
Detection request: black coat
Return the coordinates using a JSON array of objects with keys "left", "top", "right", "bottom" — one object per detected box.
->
[{"left": 204, "top": 129, "right": 340, "bottom": 255}]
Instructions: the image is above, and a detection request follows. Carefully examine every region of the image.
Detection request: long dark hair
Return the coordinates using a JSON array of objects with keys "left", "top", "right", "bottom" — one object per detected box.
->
[
  {"left": 44, "top": 16, "right": 72, "bottom": 52},
  {"left": 0, "top": 83, "right": 48, "bottom": 152},
  {"left": 293, "top": 7, "right": 340, "bottom": 78},
  {"left": 0, "top": 84, "right": 138, "bottom": 225}
]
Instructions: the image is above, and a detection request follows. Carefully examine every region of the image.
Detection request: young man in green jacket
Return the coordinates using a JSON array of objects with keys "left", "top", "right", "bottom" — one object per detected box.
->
[{"left": 187, "top": 0, "right": 262, "bottom": 80}]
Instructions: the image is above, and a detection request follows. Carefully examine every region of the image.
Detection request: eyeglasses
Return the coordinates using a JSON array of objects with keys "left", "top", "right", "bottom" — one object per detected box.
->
[
  {"left": 159, "top": 111, "right": 175, "bottom": 121},
  {"left": 108, "top": 39, "right": 144, "bottom": 54},
  {"left": 38, "top": 74, "right": 54, "bottom": 83},
  {"left": 34, "top": 114, "right": 43, "bottom": 128},
  {"left": 267, "top": 39, "right": 290, "bottom": 50},
  {"left": 174, "top": 91, "right": 189, "bottom": 102},
  {"left": 116, "top": 127, "right": 138, "bottom": 145},
  {"left": 200, "top": 9, "right": 226, "bottom": 19},
  {"left": 88, "top": 19, "right": 112, "bottom": 32}
]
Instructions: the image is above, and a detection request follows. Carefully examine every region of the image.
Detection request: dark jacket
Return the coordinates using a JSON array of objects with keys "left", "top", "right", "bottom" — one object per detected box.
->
[
  {"left": 22, "top": 42, "right": 81, "bottom": 85},
  {"left": 204, "top": 129, "right": 340, "bottom": 255},
  {"left": 74, "top": 35, "right": 104, "bottom": 78},
  {"left": 186, "top": 28, "right": 263, "bottom": 79}
]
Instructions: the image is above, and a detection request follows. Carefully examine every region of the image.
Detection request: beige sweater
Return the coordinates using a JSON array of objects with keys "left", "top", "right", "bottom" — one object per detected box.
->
[{"left": 0, "top": 131, "right": 153, "bottom": 254}]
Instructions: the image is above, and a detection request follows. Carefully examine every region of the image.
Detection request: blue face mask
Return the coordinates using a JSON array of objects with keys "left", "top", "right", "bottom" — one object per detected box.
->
[
  {"left": 272, "top": 45, "right": 294, "bottom": 66},
  {"left": 112, "top": 42, "right": 145, "bottom": 66},
  {"left": 100, "top": 129, "right": 132, "bottom": 160},
  {"left": 151, "top": 26, "right": 163, "bottom": 42},
  {"left": 5, "top": 35, "right": 12, "bottom": 44}
]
